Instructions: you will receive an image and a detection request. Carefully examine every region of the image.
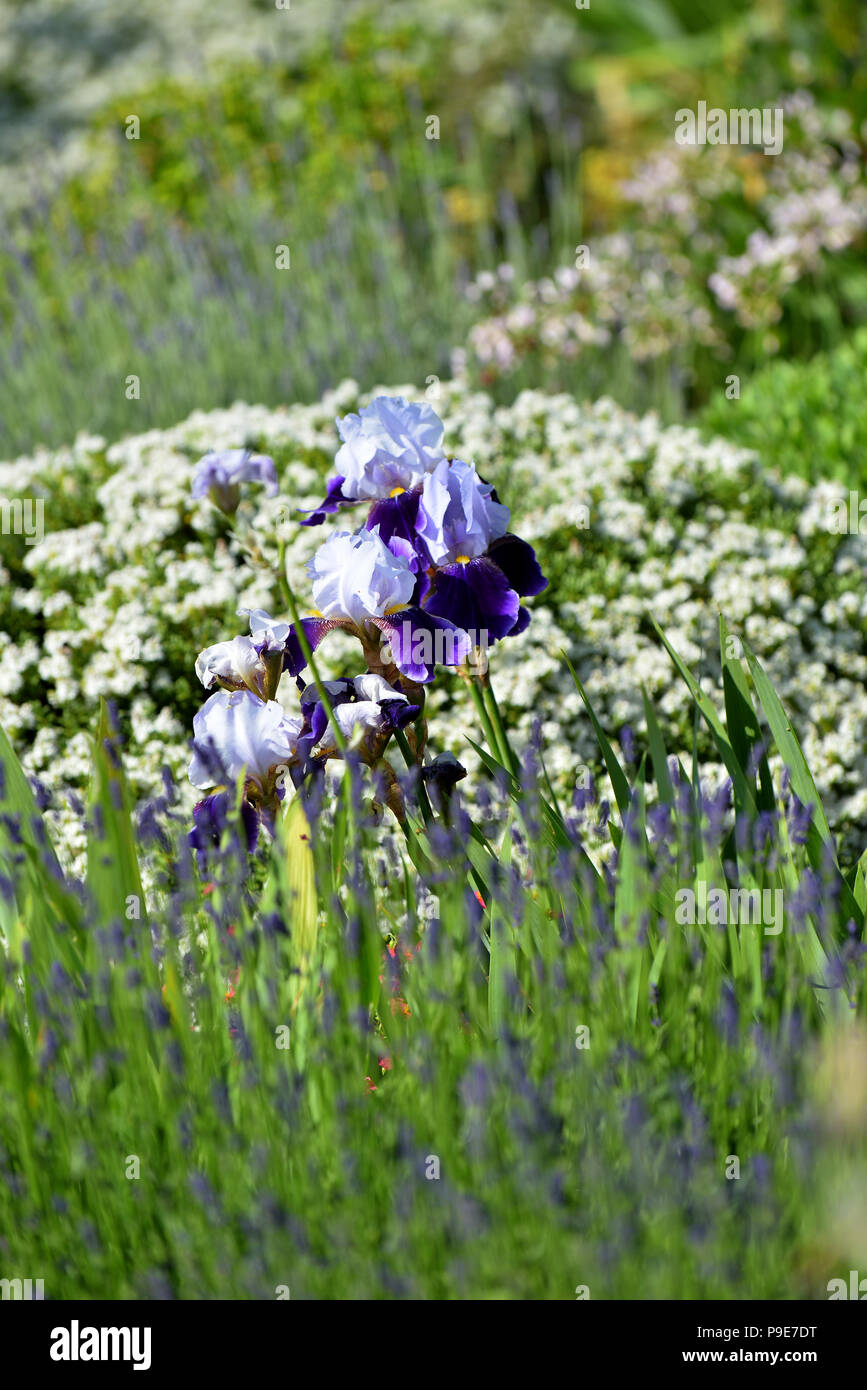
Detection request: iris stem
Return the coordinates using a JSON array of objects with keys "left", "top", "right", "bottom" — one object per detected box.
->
[
  {"left": 277, "top": 540, "right": 348, "bottom": 758},
  {"left": 481, "top": 673, "right": 520, "bottom": 778},
  {"left": 468, "top": 676, "right": 499, "bottom": 758},
  {"left": 392, "top": 726, "right": 434, "bottom": 825}
]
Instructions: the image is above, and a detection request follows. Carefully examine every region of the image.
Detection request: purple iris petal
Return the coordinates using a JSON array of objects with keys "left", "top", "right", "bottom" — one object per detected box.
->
[
  {"left": 366, "top": 490, "right": 429, "bottom": 568},
  {"left": 508, "top": 606, "right": 531, "bottom": 635},
  {"left": 282, "top": 618, "right": 337, "bottom": 677},
  {"left": 239, "top": 800, "right": 261, "bottom": 850},
  {"left": 424, "top": 557, "right": 519, "bottom": 642},
  {"left": 384, "top": 532, "right": 432, "bottom": 606},
  {"left": 373, "top": 608, "right": 471, "bottom": 683},
  {"left": 413, "top": 567, "right": 432, "bottom": 607},
  {"left": 381, "top": 699, "right": 420, "bottom": 730},
  {"left": 307, "top": 701, "right": 330, "bottom": 746},
  {"left": 487, "top": 534, "right": 548, "bottom": 597},
  {"left": 189, "top": 791, "right": 259, "bottom": 856},
  {"left": 298, "top": 475, "right": 352, "bottom": 527}
]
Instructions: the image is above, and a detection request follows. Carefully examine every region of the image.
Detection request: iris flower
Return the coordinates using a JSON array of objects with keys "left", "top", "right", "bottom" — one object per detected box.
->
[
  {"left": 284, "top": 527, "right": 471, "bottom": 684},
  {"left": 298, "top": 673, "right": 420, "bottom": 762},
  {"left": 188, "top": 688, "right": 302, "bottom": 849},
  {"left": 192, "top": 448, "right": 278, "bottom": 514},
  {"left": 299, "top": 395, "right": 547, "bottom": 638},
  {"left": 196, "top": 609, "right": 312, "bottom": 702},
  {"left": 299, "top": 397, "right": 445, "bottom": 549},
  {"left": 188, "top": 675, "right": 420, "bottom": 854},
  {"left": 189, "top": 687, "right": 302, "bottom": 792},
  {"left": 415, "top": 458, "right": 547, "bottom": 639},
  {"left": 195, "top": 631, "right": 283, "bottom": 702}
]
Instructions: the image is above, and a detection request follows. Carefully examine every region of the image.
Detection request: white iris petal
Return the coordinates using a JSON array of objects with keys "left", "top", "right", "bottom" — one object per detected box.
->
[
  {"left": 238, "top": 608, "right": 292, "bottom": 650},
  {"left": 195, "top": 635, "right": 264, "bottom": 693},
  {"left": 189, "top": 689, "right": 302, "bottom": 791},
  {"left": 418, "top": 458, "right": 510, "bottom": 566},
  {"left": 335, "top": 395, "right": 446, "bottom": 500},
  {"left": 308, "top": 528, "right": 415, "bottom": 624}
]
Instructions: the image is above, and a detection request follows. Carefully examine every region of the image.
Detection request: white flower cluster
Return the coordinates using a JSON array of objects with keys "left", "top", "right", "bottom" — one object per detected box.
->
[
  {"left": 3, "top": 376, "right": 867, "bottom": 879},
  {"left": 456, "top": 241, "right": 720, "bottom": 377}
]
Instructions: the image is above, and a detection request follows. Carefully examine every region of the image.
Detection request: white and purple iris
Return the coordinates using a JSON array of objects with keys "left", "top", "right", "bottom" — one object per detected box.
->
[
  {"left": 187, "top": 394, "right": 547, "bottom": 856},
  {"left": 190, "top": 630, "right": 423, "bottom": 854},
  {"left": 300, "top": 397, "right": 547, "bottom": 641},
  {"left": 300, "top": 396, "right": 445, "bottom": 525},
  {"left": 298, "top": 673, "right": 419, "bottom": 758},
  {"left": 195, "top": 609, "right": 296, "bottom": 701},
  {"left": 188, "top": 687, "right": 303, "bottom": 854},
  {"left": 192, "top": 448, "right": 278, "bottom": 514},
  {"left": 285, "top": 527, "right": 471, "bottom": 684},
  {"left": 189, "top": 687, "right": 302, "bottom": 795},
  {"left": 414, "top": 457, "right": 545, "bottom": 638}
]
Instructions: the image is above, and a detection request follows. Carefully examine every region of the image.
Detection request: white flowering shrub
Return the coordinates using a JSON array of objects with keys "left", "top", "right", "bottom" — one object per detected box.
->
[{"left": 2, "top": 376, "right": 867, "bottom": 877}]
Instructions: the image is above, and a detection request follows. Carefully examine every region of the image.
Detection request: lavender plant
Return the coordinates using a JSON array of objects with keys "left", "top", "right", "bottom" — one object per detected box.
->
[{"left": 1, "top": 589, "right": 865, "bottom": 1298}]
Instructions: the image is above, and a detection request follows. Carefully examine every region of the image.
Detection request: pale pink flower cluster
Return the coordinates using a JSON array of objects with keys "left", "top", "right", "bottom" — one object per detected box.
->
[{"left": 455, "top": 91, "right": 867, "bottom": 378}]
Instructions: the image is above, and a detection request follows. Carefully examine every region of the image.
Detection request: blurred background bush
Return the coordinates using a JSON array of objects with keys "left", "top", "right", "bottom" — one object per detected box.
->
[{"left": 0, "top": 0, "right": 865, "bottom": 454}]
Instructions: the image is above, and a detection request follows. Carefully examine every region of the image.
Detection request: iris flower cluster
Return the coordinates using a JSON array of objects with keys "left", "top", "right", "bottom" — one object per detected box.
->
[{"left": 187, "top": 396, "right": 547, "bottom": 855}]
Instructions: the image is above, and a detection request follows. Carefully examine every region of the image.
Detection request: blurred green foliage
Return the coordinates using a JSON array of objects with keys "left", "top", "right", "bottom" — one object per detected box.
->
[
  {"left": 2, "top": 0, "right": 866, "bottom": 454},
  {"left": 702, "top": 327, "right": 867, "bottom": 488}
]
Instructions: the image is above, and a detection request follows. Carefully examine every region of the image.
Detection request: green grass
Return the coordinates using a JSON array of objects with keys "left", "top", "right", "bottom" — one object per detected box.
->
[{"left": 1, "top": 624, "right": 865, "bottom": 1298}]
